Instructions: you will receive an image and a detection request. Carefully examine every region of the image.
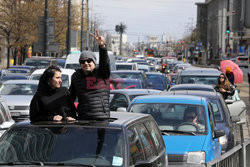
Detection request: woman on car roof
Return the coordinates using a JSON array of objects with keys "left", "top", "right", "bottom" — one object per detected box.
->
[{"left": 30, "top": 65, "right": 76, "bottom": 122}]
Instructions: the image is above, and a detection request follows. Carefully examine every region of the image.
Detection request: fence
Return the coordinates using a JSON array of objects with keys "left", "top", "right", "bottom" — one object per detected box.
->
[{"left": 207, "top": 140, "right": 250, "bottom": 167}]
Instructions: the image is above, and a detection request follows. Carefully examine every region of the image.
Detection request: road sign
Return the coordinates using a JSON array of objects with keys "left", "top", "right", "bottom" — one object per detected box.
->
[{"left": 38, "top": 17, "right": 55, "bottom": 43}]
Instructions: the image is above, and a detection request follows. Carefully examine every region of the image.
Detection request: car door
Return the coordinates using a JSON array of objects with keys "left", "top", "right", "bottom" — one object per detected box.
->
[{"left": 207, "top": 103, "right": 221, "bottom": 160}]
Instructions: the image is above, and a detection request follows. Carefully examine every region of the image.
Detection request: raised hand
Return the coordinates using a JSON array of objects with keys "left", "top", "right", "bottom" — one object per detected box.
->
[{"left": 90, "top": 30, "right": 106, "bottom": 47}]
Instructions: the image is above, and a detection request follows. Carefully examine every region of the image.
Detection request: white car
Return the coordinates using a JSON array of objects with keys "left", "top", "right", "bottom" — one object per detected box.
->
[
  {"left": 0, "top": 80, "right": 39, "bottom": 122},
  {"left": 226, "top": 89, "right": 247, "bottom": 123},
  {"left": 29, "top": 68, "right": 75, "bottom": 88},
  {"left": 0, "top": 97, "right": 15, "bottom": 136}
]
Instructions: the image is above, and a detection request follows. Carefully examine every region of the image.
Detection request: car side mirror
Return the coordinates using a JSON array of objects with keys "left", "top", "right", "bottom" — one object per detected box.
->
[
  {"left": 117, "top": 107, "right": 127, "bottom": 112},
  {"left": 230, "top": 115, "right": 240, "bottom": 123},
  {"left": 214, "top": 130, "right": 225, "bottom": 139},
  {"left": 225, "top": 99, "right": 234, "bottom": 104},
  {"left": 135, "top": 160, "right": 152, "bottom": 167}
]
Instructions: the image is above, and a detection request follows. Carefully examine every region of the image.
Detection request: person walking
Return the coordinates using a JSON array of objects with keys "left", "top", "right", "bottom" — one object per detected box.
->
[
  {"left": 225, "top": 67, "right": 235, "bottom": 85},
  {"left": 69, "top": 30, "right": 110, "bottom": 120},
  {"left": 30, "top": 65, "right": 76, "bottom": 122},
  {"left": 214, "top": 73, "right": 235, "bottom": 99}
]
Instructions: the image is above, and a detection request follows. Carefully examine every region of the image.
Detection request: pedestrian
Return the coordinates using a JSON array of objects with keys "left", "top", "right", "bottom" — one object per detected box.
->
[
  {"left": 214, "top": 73, "right": 235, "bottom": 99},
  {"left": 69, "top": 30, "right": 110, "bottom": 120},
  {"left": 225, "top": 67, "right": 234, "bottom": 85},
  {"left": 30, "top": 65, "right": 77, "bottom": 122}
]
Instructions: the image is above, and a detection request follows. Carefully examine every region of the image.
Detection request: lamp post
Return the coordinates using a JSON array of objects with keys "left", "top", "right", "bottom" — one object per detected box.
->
[
  {"left": 66, "top": 0, "right": 71, "bottom": 55},
  {"left": 44, "top": 0, "right": 49, "bottom": 57},
  {"left": 80, "top": 0, "right": 84, "bottom": 52}
]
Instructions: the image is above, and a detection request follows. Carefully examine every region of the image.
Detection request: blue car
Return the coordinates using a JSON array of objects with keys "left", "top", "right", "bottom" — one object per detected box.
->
[{"left": 128, "top": 95, "right": 225, "bottom": 166}]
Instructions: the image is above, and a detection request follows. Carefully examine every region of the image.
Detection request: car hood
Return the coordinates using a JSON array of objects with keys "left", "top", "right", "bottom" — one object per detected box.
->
[
  {"left": 1, "top": 95, "right": 33, "bottom": 106},
  {"left": 163, "top": 135, "right": 207, "bottom": 154}
]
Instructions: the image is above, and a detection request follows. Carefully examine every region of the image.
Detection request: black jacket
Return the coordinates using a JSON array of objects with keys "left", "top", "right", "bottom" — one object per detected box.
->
[
  {"left": 226, "top": 72, "right": 234, "bottom": 85},
  {"left": 30, "top": 84, "right": 77, "bottom": 122},
  {"left": 69, "top": 46, "right": 110, "bottom": 120}
]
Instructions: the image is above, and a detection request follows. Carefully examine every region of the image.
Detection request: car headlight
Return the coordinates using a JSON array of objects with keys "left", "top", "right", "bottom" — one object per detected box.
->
[
  {"left": 219, "top": 135, "right": 227, "bottom": 145},
  {"left": 187, "top": 151, "right": 205, "bottom": 164}
]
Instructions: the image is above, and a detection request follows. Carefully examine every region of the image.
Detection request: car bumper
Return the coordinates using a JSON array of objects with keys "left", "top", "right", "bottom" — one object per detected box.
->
[{"left": 169, "top": 162, "right": 206, "bottom": 167}]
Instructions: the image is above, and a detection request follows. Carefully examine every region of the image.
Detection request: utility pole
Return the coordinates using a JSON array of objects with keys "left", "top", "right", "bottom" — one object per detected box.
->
[
  {"left": 80, "top": 0, "right": 84, "bottom": 52},
  {"left": 66, "top": 0, "right": 71, "bottom": 55},
  {"left": 44, "top": 0, "right": 49, "bottom": 57}
]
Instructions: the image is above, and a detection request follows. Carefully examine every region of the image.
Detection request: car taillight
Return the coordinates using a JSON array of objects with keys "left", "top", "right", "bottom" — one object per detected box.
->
[
  {"left": 247, "top": 59, "right": 249, "bottom": 62},
  {"left": 237, "top": 58, "right": 239, "bottom": 62}
]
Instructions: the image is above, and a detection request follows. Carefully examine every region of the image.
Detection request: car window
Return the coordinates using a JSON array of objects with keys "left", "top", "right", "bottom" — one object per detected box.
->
[
  {"left": 181, "top": 76, "right": 218, "bottom": 85},
  {"left": 135, "top": 123, "right": 157, "bottom": 160},
  {"left": 145, "top": 120, "right": 165, "bottom": 154},
  {"left": 129, "top": 103, "right": 207, "bottom": 134},
  {"left": 0, "top": 102, "right": 12, "bottom": 122},
  {"left": 0, "top": 126, "right": 124, "bottom": 166},
  {"left": 110, "top": 93, "right": 128, "bottom": 111},
  {"left": 0, "top": 84, "right": 38, "bottom": 95},
  {"left": 209, "top": 99, "right": 224, "bottom": 122},
  {"left": 127, "top": 126, "right": 144, "bottom": 166}
]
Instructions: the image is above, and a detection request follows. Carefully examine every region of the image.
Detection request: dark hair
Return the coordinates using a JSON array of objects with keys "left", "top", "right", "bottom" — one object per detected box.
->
[{"left": 38, "top": 65, "right": 61, "bottom": 90}]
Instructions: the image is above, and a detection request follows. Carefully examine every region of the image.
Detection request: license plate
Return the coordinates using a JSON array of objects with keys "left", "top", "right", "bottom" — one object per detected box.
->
[{"left": 11, "top": 112, "right": 21, "bottom": 117}]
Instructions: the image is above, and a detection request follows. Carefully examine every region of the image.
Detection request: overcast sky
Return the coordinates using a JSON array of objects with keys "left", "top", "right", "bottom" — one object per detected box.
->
[{"left": 89, "top": 0, "right": 205, "bottom": 42}]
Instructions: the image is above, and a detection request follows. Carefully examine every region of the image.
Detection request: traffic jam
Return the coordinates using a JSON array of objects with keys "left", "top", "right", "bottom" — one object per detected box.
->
[{"left": 0, "top": 0, "right": 250, "bottom": 166}]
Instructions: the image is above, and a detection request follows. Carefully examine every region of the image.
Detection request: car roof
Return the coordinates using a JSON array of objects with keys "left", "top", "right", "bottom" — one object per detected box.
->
[
  {"left": 31, "top": 68, "right": 75, "bottom": 75},
  {"left": 3, "top": 80, "right": 39, "bottom": 84},
  {"left": 179, "top": 68, "right": 221, "bottom": 76},
  {"left": 169, "top": 84, "right": 215, "bottom": 91},
  {"left": 111, "top": 89, "right": 162, "bottom": 95},
  {"left": 132, "top": 94, "right": 205, "bottom": 105},
  {"left": 110, "top": 78, "right": 141, "bottom": 82},
  {"left": 13, "top": 112, "right": 152, "bottom": 129},
  {"left": 111, "top": 70, "right": 143, "bottom": 73},
  {"left": 146, "top": 72, "right": 164, "bottom": 75},
  {"left": 161, "top": 90, "right": 221, "bottom": 99}
]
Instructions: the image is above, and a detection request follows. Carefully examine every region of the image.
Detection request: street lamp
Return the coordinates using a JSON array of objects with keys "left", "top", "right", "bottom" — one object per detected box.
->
[
  {"left": 66, "top": 0, "right": 71, "bottom": 55},
  {"left": 44, "top": 0, "right": 49, "bottom": 57}
]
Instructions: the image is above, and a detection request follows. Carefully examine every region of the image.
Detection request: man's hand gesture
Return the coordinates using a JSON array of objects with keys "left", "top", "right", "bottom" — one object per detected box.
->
[{"left": 90, "top": 30, "right": 106, "bottom": 47}]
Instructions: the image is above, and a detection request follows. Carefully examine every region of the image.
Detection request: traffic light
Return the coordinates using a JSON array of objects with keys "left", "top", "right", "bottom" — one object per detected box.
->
[
  {"left": 226, "top": 26, "right": 230, "bottom": 34},
  {"left": 166, "top": 40, "right": 168, "bottom": 44},
  {"left": 180, "top": 40, "right": 183, "bottom": 44}
]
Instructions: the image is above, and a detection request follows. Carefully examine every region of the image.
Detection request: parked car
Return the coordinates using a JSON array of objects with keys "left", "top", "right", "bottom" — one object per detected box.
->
[
  {"left": 175, "top": 68, "right": 221, "bottom": 85},
  {"left": 0, "top": 97, "right": 15, "bottom": 137},
  {"left": 29, "top": 68, "right": 75, "bottom": 88},
  {"left": 0, "top": 80, "right": 39, "bottom": 122},
  {"left": 24, "top": 56, "right": 54, "bottom": 69},
  {"left": 110, "top": 89, "right": 162, "bottom": 111},
  {"left": 169, "top": 84, "right": 216, "bottom": 92},
  {"left": 110, "top": 78, "right": 143, "bottom": 90},
  {"left": 162, "top": 90, "right": 240, "bottom": 152},
  {"left": 128, "top": 94, "right": 225, "bottom": 165},
  {"left": 0, "top": 112, "right": 167, "bottom": 167},
  {"left": 146, "top": 72, "right": 170, "bottom": 91},
  {"left": 111, "top": 70, "right": 150, "bottom": 89}
]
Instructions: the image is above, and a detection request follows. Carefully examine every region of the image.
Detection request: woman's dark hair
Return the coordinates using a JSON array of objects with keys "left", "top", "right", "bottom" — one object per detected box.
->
[{"left": 38, "top": 65, "right": 61, "bottom": 90}]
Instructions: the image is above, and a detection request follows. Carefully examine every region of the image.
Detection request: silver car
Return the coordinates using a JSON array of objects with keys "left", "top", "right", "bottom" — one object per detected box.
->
[{"left": 0, "top": 80, "right": 38, "bottom": 122}]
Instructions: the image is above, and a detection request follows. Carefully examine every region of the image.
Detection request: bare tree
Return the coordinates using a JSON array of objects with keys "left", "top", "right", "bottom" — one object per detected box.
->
[{"left": 115, "top": 22, "right": 127, "bottom": 56}]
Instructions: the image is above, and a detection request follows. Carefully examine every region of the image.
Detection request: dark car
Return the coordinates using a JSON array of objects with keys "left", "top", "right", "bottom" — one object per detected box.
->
[
  {"left": 169, "top": 84, "right": 216, "bottom": 92},
  {"left": 176, "top": 68, "right": 221, "bottom": 85},
  {"left": 161, "top": 90, "right": 240, "bottom": 152},
  {"left": 0, "top": 74, "right": 29, "bottom": 83},
  {"left": 0, "top": 112, "right": 167, "bottom": 167},
  {"left": 146, "top": 72, "right": 170, "bottom": 91},
  {"left": 110, "top": 89, "right": 162, "bottom": 111},
  {"left": 111, "top": 70, "right": 150, "bottom": 89}
]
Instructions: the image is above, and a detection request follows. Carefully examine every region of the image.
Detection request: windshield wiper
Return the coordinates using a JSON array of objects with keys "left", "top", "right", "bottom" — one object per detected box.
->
[
  {"left": 1, "top": 161, "right": 44, "bottom": 165},
  {"left": 43, "top": 162, "right": 96, "bottom": 167},
  {"left": 161, "top": 130, "right": 196, "bottom": 136}
]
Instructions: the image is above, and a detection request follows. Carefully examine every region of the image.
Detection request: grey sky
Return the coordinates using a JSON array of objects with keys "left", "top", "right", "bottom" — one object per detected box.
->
[{"left": 90, "top": 0, "right": 205, "bottom": 42}]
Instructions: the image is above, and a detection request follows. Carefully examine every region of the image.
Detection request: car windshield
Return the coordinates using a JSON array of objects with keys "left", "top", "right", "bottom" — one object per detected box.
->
[
  {"left": 146, "top": 75, "right": 165, "bottom": 90},
  {"left": 65, "top": 64, "right": 81, "bottom": 69},
  {"left": 111, "top": 73, "right": 143, "bottom": 81},
  {"left": 25, "top": 60, "right": 51, "bottom": 68},
  {"left": 0, "top": 84, "right": 38, "bottom": 95},
  {"left": 111, "top": 80, "right": 142, "bottom": 89},
  {"left": 181, "top": 76, "right": 218, "bottom": 85},
  {"left": 129, "top": 103, "right": 207, "bottom": 134},
  {"left": 0, "top": 126, "right": 124, "bottom": 167},
  {"left": 30, "top": 74, "right": 69, "bottom": 88},
  {"left": 116, "top": 65, "right": 133, "bottom": 70}
]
